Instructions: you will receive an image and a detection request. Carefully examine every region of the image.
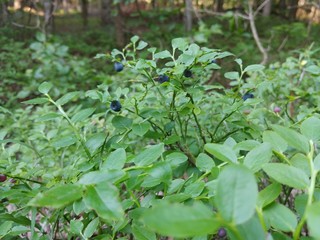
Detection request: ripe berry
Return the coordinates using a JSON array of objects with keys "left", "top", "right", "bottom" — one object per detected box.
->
[
  {"left": 114, "top": 62, "right": 124, "bottom": 72},
  {"left": 274, "top": 106, "right": 281, "bottom": 113},
  {"left": 156, "top": 74, "right": 169, "bottom": 83},
  {"left": 211, "top": 59, "right": 217, "bottom": 64},
  {"left": 110, "top": 100, "right": 122, "bottom": 112},
  {"left": 242, "top": 93, "right": 254, "bottom": 101},
  {"left": 183, "top": 69, "right": 192, "bottom": 78},
  {"left": 217, "top": 228, "right": 227, "bottom": 238},
  {"left": 0, "top": 174, "right": 7, "bottom": 182}
]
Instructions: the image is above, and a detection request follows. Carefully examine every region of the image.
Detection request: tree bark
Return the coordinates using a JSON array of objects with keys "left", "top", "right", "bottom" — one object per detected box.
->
[
  {"left": 278, "top": 0, "right": 286, "bottom": 17},
  {"left": 262, "top": 0, "right": 272, "bottom": 16},
  {"left": 43, "top": 0, "right": 54, "bottom": 33},
  {"left": 115, "top": 3, "right": 125, "bottom": 48},
  {"left": 0, "top": 0, "right": 9, "bottom": 26},
  {"left": 215, "top": 0, "right": 223, "bottom": 12},
  {"left": 184, "top": 0, "right": 192, "bottom": 32},
  {"left": 100, "top": 0, "right": 112, "bottom": 24},
  {"left": 81, "top": 0, "right": 88, "bottom": 27},
  {"left": 288, "top": 0, "right": 298, "bottom": 20}
]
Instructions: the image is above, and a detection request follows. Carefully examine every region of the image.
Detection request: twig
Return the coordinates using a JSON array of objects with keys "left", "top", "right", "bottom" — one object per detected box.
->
[
  {"left": 253, "top": 0, "right": 271, "bottom": 17},
  {"left": 248, "top": 3, "right": 268, "bottom": 65}
]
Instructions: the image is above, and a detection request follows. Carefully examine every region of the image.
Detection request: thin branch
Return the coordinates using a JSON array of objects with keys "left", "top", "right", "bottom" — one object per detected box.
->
[
  {"left": 254, "top": 0, "right": 271, "bottom": 17},
  {"left": 248, "top": 3, "right": 268, "bottom": 65}
]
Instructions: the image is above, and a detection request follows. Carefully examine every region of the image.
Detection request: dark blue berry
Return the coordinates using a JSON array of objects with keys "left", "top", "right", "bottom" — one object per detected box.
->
[
  {"left": 183, "top": 69, "right": 192, "bottom": 78},
  {"left": 114, "top": 62, "right": 124, "bottom": 72},
  {"left": 217, "top": 228, "right": 227, "bottom": 238},
  {"left": 211, "top": 59, "right": 217, "bottom": 64},
  {"left": 157, "top": 74, "right": 169, "bottom": 83},
  {"left": 110, "top": 100, "right": 122, "bottom": 112},
  {"left": 242, "top": 93, "right": 254, "bottom": 101}
]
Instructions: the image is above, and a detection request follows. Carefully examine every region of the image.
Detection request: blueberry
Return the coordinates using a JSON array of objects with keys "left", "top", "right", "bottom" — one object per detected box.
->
[
  {"left": 217, "top": 228, "right": 227, "bottom": 238},
  {"left": 183, "top": 69, "right": 192, "bottom": 78},
  {"left": 211, "top": 59, "right": 217, "bottom": 64},
  {"left": 0, "top": 174, "right": 7, "bottom": 182},
  {"left": 274, "top": 106, "right": 281, "bottom": 113},
  {"left": 110, "top": 100, "right": 122, "bottom": 112},
  {"left": 156, "top": 74, "right": 169, "bottom": 83},
  {"left": 242, "top": 93, "right": 254, "bottom": 101},
  {"left": 114, "top": 62, "right": 124, "bottom": 72}
]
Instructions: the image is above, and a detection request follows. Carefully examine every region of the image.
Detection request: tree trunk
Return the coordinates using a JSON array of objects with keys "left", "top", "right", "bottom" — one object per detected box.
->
[
  {"left": 81, "top": 0, "right": 88, "bottom": 27},
  {"left": 43, "top": 0, "right": 54, "bottom": 33},
  {"left": 215, "top": 0, "right": 223, "bottom": 12},
  {"left": 62, "top": 0, "right": 68, "bottom": 14},
  {"left": 115, "top": 4, "right": 125, "bottom": 48},
  {"left": 278, "top": 0, "right": 286, "bottom": 17},
  {"left": 288, "top": 0, "right": 298, "bottom": 20},
  {"left": 262, "top": 0, "right": 272, "bottom": 16},
  {"left": 184, "top": 0, "right": 192, "bottom": 32},
  {"left": 100, "top": 0, "right": 112, "bottom": 24},
  {"left": 0, "top": 0, "right": 9, "bottom": 26}
]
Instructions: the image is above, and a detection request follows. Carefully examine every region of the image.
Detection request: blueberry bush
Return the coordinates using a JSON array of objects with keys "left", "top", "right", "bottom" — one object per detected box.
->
[{"left": 1, "top": 35, "right": 320, "bottom": 239}]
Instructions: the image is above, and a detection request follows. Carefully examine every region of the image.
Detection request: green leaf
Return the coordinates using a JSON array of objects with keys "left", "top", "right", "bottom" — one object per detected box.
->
[
  {"left": 101, "top": 148, "right": 126, "bottom": 170},
  {"left": 70, "top": 220, "right": 83, "bottom": 235},
  {"left": 196, "top": 153, "right": 215, "bottom": 172},
  {"left": 301, "top": 117, "right": 320, "bottom": 141},
  {"left": 243, "top": 64, "right": 265, "bottom": 72},
  {"left": 314, "top": 153, "right": 320, "bottom": 172},
  {"left": 263, "top": 203, "right": 297, "bottom": 232},
  {"left": 84, "top": 183, "right": 124, "bottom": 222},
  {"left": 233, "top": 140, "right": 260, "bottom": 152},
  {"left": 224, "top": 71, "right": 239, "bottom": 80},
  {"left": 171, "top": 38, "right": 188, "bottom": 51},
  {"left": 306, "top": 202, "right": 320, "bottom": 239},
  {"left": 244, "top": 143, "right": 272, "bottom": 172},
  {"left": 234, "top": 215, "right": 265, "bottom": 240},
  {"left": 216, "top": 165, "right": 258, "bottom": 224},
  {"left": 263, "top": 163, "right": 309, "bottom": 189},
  {"left": 51, "top": 135, "right": 77, "bottom": 149},
  {"left": 305, "top": 65, "right": 320, "bottom": 74},
  {"left": 136, "top": 41, "right": 148, "bottom": 50},
  {"left": 142, "top": 162, "right": 172, "bottom": 187},
  {"left": 294, "top": 194, "right": 308, "bottom": 217},
  {"left": 141, "top": 202, "right": 220, "bottom": 238},
  {"left": 85, "top": 133, "right": 106, "bottom": 154},
  {"left": 38, "top": 82, "right": 53, "bottom": 94},
  {"left": 36, "top": 112, "right": 61, "bottom": 122},
  {"left": 272, "top": 125, "right": 309, "bottom": 153},
  {"left": 71, "top": 108, "right": 95, "bottom": 123},
  {"left": 56, "top": 91, "right": 80, "bottom": 106},
  {"left": 28, "top": 184, "right": 82, "bottom": 208},
  {"left": 133, "top": 143, "right": 164, "bottom": 166},
  {"left": 132, "top": 122, "right": 151, "bottom": 136},
  {"left": 22, "top": 97, "right": 49, "bottom": 105},
  {"left": 257, "top": 183, "right": 282, "bottom": 208},
  {"left": 112, "top": 116, "right": 133, "bottom": 130},
  {"left": 36, "top": 32, "right": 46, "bottom": 42},
  {"left": 204, "top": 143, "right": 237, "bottom": 163},
  {"left": 168, "top": 179, "right": 185, "bottom": 194},
  {"left": 132, "top": 223, "right": 157, "bottom": 240},
  {"left": 83, "top": 218, "right": 99, "bottom": 238},
  {"left": 165, "top": 152, "right": 188, "bottom": 168},
  {"left": 154, "top": 50, "right": 172, "bottom": 59},
  {"left": 93, "top": 53, "right": 107, "bottom": 59},
  {"left": 184, "top": 181, "right": 205, "bottom": 198},
  {"left": 177, "top": 53, "right": 195, "bottom": 66},
  {"left": 0, "top": 221, "right": 13, "bottom": 237},
  {"left": 130, "top": 35, "right": 139, "bottom": 43},
  {"left": 262, "top": 131, "right": 287, "bottom": 152},
  {"left": 78, "top": 170, "right": 125, "bottom": 185}
]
